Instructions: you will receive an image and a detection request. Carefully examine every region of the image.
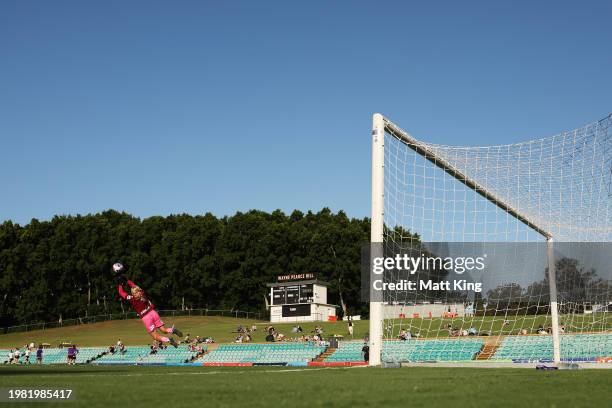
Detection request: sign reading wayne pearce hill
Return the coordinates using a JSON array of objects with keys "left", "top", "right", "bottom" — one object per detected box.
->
[
  {"left": 361, "top": 242, "right": 612, "bottom": 304},
  {"left": 277, "top": 273, "right": 316, "bottom": 282}
]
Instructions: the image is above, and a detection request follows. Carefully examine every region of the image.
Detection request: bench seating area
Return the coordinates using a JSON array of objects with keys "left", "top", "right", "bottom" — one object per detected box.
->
[
  {"left": 324, "top": 342, "right": 364, "bottom": 362},
  {"left": 3, "top": 333, "right": 609, "bottom": 365},
  {"left": 94, "top": 346, "right": 201, "bottom": 365},
  {"left": 383, "top": 339, "right": 484, "bottom": 362},
  {"left": 325, "top": 339, "right": 484, "bottom": 362},
  {"left": 74, "top": 347, "right": 107, "bottom": 363},
  {"left": 2, "top": 347, "right": 107, "bottom": 364},
  {"left": 491, "top": 333, "right": 612, "bottom": 361},
  {"left": 199, "top": 343, "right": 326, "bottom": 364}
]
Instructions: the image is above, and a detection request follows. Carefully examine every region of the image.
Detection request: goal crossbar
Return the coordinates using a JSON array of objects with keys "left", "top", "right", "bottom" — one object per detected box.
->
[{"left": 382, "top": 115, "right": 552, "bottom": 239}]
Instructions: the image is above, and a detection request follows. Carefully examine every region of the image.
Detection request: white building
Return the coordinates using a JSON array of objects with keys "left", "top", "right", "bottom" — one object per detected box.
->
[{"left": 267, "top": 273, "right": 338, "bottom": 323}]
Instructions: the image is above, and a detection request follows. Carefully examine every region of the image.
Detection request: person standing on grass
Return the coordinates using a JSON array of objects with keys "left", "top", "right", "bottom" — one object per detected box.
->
[
  {"left": 113, "top": 262, "right": 183, "bottom": 347},
  {"left": 347, "top": 318, "right": 354, "bottom": 338},
  {"left": 67, "top": 344, "right": 78, "bottom": 365},
  {"left": 362, "top": 343, "right": 369, "bottom": 363},
  {"left": 36, "top": 345, "right": 43, "bottom": 364},
  {"left": 24, "top": 347, "right": 31, "bottom": 364}
]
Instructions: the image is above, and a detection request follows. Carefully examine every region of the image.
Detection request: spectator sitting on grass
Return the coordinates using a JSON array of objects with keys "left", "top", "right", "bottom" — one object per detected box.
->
[
  {"left": 184, "top": 333, "right": 191, "bottom": 343},
  {"left": 399, "top": 329, "right": 408, "bottom": 340},
  {"left": 468, "top": 326, "right": 477, "bottom": 336},
  {"left": 399, "top": 329, "right": 413, "bottom": 340}
]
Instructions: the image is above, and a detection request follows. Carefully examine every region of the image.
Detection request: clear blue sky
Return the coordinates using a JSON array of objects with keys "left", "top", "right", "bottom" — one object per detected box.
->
[{"left": 1, "top": 1, "right": 610, "bottom": 225}]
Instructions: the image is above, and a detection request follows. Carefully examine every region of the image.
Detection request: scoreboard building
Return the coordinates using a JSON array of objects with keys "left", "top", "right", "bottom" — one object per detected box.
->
[{"left": 267, "top": 273, "right": 338, "bottom": 323}]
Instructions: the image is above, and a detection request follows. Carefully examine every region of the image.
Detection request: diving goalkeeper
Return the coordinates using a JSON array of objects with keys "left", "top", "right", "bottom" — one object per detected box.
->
[{"left": 113, "top": 262, "right": 183, "bottom": 347}]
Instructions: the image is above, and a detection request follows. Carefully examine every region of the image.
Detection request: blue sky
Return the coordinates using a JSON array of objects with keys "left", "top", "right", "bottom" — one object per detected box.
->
[{"left": 1, "top": 1, "right": 611, "bottom": 225}]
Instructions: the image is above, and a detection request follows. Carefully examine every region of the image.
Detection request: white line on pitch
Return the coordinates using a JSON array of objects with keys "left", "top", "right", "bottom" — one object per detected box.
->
[{"left": 0, "top": 366, "right": 361, "bottom": 378}]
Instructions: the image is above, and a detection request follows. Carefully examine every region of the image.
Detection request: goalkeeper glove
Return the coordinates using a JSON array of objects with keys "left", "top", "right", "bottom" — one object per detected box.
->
[{"left": 114, "top": 274, "right": 128, "bottom": 285}]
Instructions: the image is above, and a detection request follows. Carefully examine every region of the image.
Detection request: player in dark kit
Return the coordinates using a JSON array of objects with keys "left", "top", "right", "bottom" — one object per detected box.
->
[
  {"left": 362, "top": 344, "right": 369, "bottom": 363},
  {"left": 113, "top": 262, "right": 183, "bottom": 347}
]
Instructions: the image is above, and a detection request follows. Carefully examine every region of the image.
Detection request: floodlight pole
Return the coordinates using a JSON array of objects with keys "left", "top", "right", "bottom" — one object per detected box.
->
[
  {"left": 369, "top": 113, "right": 385, "bottom": 366},
  {"left": 547, "top": 238, "right": 562, "bottom": 363}
]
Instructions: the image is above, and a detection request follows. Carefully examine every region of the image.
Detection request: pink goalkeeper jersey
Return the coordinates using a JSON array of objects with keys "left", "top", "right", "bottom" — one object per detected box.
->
[{"left": 117, "top": 280, "right": 155, "bottom": 317}]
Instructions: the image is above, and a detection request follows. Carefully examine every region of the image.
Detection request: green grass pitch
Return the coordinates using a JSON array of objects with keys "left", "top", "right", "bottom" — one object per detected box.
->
[
  {"left": 0, "top": 365, "right": 610, "bottom": 407},
  {"left": 1, "top": 317, "right": 611, "bottom": 407}
]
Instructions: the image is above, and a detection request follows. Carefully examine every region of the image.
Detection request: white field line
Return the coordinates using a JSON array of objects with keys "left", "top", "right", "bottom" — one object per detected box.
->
[{"left": 1, "top": 366, "right": 366, "bottom": 379}]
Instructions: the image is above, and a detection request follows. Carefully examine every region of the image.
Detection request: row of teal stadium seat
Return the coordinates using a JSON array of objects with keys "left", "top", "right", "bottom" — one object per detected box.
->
[
  {"left": 2, "top": 348, "right": 107, "bottom": 364},
  {"left": 1, "top": 346, "right": 201, "bottom": 365},
  {"left": 200, "top": 343, "right": 326, "bottom": 363},
  {"left": 491, "top": 333, "right": 612, "bottom": 361},
  {"left": 94, "top": 346, "right": 201, "bottom": 365},
  {"left": 4, "top": 334, "right": 606, "bottom": 365},
  {"left": 326, "top": 340, "right": 484, "bottom": 362}
]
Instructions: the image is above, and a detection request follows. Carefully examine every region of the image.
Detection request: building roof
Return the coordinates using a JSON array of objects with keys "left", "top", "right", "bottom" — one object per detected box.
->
[{"left": 266, "top": 279, "right": 331, "bottom": 288}]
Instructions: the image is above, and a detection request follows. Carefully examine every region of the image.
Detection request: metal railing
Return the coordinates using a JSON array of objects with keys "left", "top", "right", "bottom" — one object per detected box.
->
[{"left": 1, "top": 309, "right": 264, "bottom": 335}]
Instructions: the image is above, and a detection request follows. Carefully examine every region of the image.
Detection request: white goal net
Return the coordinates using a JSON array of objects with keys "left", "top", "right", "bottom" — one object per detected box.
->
[{"left": 369, "top": 113, "right": 612, "bottom": 365}]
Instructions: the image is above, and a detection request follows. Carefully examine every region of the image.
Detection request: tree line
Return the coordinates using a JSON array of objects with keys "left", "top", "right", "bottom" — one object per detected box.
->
[
  {"left": 484, "top": 257, "right": 609, "bottom": 314},
  {"left": 4, "top": 208, "right": 603, "bottom": 328},
  {"left": 0, "top": 208, "right": 373, "bottom": 327}
]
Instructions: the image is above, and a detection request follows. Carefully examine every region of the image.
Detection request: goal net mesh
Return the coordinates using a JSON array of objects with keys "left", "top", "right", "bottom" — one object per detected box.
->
[{"left": 379, "top": 113, "right": 612, "bottom": 362}]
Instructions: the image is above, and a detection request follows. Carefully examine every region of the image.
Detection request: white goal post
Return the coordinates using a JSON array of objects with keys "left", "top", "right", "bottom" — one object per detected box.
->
[{"left": 369, "top": 112, "right": 612, "bottom": 366}]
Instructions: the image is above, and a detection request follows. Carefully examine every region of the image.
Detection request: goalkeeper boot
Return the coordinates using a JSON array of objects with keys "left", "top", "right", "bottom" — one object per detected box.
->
[
  {"left": 169, "top": 337, "right": 178, "bottom": 348},
  {"left": 171, "top": 325, "right": 183, "bottom": 338}
]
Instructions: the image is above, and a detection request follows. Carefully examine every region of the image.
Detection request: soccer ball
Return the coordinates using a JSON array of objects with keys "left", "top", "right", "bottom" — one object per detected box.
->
[{"left": 112, "top": 262, "right": 125, "bottom": 274}]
